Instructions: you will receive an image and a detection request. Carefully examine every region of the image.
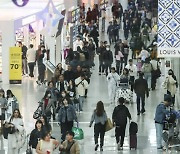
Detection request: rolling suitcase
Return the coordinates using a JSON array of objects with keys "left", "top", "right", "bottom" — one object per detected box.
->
[
  {"left": 129, "top": 122, "right": 138, "bottom": 150},
  {"left": 130, "top": 134, "right": 137, "bottom": 150}
]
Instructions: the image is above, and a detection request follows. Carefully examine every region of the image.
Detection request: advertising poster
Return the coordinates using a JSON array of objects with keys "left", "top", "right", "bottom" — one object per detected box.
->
[{"left": 9, "top": 47, "right": 22, "bottom": 84}]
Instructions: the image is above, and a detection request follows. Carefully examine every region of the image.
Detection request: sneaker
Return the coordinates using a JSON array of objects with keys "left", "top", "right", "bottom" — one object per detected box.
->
[
  {"left": 95, "top": 144, "right": 99, "bottom": 151},
  {"left": 100, "top": 147, "right": 103, "bottom": 151},
  {"left": 141, "top": 110, "right": 146, "bottom": 114},
  {"left": 137, "top": 113, "right": 140, "bottom": 115},
  {"left": 99, "top": 72, "right": 101, "bottom": 75},
  {"left": 120, "top": 146, "right": 123, "bottom": 150},
  {"left": 117, "top": 143, "right": 121, "bottom": 151},
  {"left": 157, "top": 146, "right": 163, "bottom": 150}
]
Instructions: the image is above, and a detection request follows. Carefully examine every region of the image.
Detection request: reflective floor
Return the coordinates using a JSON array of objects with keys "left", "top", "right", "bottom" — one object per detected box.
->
[{"left": 0, "top": 3, "right": 180, "bottom": 154}]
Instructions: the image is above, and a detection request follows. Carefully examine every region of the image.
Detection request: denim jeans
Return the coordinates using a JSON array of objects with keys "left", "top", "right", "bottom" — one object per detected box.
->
[
  {"left": 155, "top": 123, "right": 163, "bottom": 148},
  {"left": 144, "top": 72, "right": 151, "bottom": 89},
  {"left": 78, "top": 96, "right": 85, "bottom": 111}
]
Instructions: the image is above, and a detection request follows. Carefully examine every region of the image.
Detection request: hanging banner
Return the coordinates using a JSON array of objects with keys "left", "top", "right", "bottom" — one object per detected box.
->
[
  {"left": 158, "top": 0, "right": 180, "bottom": 57},
  {"left": 9, "top": 47, "right": 22, "bottom": 84}
]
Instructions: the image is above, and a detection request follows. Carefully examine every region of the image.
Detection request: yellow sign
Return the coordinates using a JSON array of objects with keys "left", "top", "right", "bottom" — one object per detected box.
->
[{"left": 9, "top": 47, "right": 22, "bottom": 84}]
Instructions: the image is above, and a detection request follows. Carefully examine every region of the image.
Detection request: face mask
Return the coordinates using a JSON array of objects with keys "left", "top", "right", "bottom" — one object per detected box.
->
[
  {"left": 106, "top": 48, "right": 110, "bottom": 50},
  {"left": 168, "top": 72, "right": 173, "bottom": 75},
  {"left": 62, "top": 94, "right": 66, "bottom": 97},
  {"left": 47, "top": 94, "right": 51, "bottom": 97},
  {"left": 41, "top": 48, "right": 44, "bottom": 51}
]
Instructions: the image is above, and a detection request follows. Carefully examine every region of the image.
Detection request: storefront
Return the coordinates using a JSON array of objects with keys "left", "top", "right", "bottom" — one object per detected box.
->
[{"left": 0, "top": 0, "right": 64, "bottom": 84}]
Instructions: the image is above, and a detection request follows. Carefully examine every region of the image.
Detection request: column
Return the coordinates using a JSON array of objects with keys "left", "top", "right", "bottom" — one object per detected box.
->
[{"left": 0, "top": 21, "right": 15, "bottom": 84}]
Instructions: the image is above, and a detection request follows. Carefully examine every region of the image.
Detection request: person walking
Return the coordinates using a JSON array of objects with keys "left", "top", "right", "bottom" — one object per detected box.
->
[
  {"left": 151, "top": 58, "right": 160, "bottom": 90},
  {"left": 6, "top": 89, "right": 19, "bottom": 119},
  {"left": 89, "top": 101, "right": 108, "bottom": 151},
  {"left": 134, "top": 72, "right": 149, "bottom": 115},
  {"left": 75, "top": 73, "right": 89, "bottom": 112},
  {"left": 27, "top": 44, "right": 36, "bottom": 77},
  {"left": 41, "top": 90, "right": 56, "bottom": 121},
  {"left": 5, "top": 109, "right": 25, "bottom": 154},
  {"left": 125, "top": 59, "right": 137, "bottom": 92},
  {"left": 107, "top": 21, "right": 114, "bottom": 44},
  {"left": 96, "top": 41, "right": 105, "bottom": 75},
  {"left": 36, "top": 48, "right": 46, "bottom": 85},
  {"left": 142, "top": 58, "right": 153, "bottom": 90},
  {"left": 112, "top": 97, "right": 131, "bottom": 150},
  {"left": 107, "top": 67, "right": 120, "bottom": 104},
  {"left": 58, "top": 98, "right": 78, "bottom": 142},
  {"left": 59, "top": 131, "right": 80, "bottom": 154},
  {"left": 103, "top": 45, "right": 113, "bottom": 76},
  {"left": 154, "top": 95, "right": 171, "bottom": 149},
  {"left": 18, "top": 42, "right": 28, "bottom": 76},
  {"left": 164, "top": 69, "right": 178, "bottom": 105},
  {"left": 29, "top": 120, "right": 43, "bottom": 154}
]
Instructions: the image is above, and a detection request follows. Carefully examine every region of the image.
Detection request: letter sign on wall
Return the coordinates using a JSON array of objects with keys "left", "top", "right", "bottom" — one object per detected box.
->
[{"left": 158, "top": 0, "right": 180, "bottom": 58}]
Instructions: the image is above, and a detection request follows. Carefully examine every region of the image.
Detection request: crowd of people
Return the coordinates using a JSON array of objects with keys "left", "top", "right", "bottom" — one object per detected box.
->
[{"left": 0, "top": 0, "right": 179, "bottom": 153}]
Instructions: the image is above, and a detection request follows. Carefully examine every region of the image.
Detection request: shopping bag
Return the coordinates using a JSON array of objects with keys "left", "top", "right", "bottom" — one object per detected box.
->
[
  {"left": 72, "top": 127, "right": 84, "bottom": 140},
  {"left": 105, "top": 118, "right": 114, "bottom": 132}
]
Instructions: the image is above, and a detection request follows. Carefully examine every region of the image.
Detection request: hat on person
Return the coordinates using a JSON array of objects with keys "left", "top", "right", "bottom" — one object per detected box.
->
[{"left": 164, "top": 94, "right": 172, "bottom": 103}]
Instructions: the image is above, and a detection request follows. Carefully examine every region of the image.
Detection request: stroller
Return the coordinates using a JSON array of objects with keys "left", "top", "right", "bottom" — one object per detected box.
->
[
  {"left": 33, "top": 101, "right": 43, "bottom": 119},
  {"left": 162, "top": 110, "right": 180, "bottom": 151}
]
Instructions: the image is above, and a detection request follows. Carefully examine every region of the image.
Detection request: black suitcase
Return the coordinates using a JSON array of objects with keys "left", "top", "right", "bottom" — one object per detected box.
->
[
  {"left": 130, "top": 134, "right": 137, "bottom": 150},
  {"left": 129, "top": 122, "right": 138, "bottom": 150}
]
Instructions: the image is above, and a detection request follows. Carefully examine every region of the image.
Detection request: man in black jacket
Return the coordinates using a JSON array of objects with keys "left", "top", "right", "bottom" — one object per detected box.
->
[
  {"left": 103, "top": 45, "right": 113, "bottom": 76},
  {"left": 97, "top": 41, "right": 106, "bottom": 75},
  {"left": 134, "top": 72, "right": 149, "bottom": 115},
  {"left": 112, "top": 97, "right": 131, "bottom": 150}
]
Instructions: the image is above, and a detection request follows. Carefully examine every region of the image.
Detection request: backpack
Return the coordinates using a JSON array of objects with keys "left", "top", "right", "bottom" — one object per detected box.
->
[
  {"left": 142, "top": 63, "right": 152, "bottom": 73},
  {"left": 129, "top": 122, "right": 138, "bottom": 135}
]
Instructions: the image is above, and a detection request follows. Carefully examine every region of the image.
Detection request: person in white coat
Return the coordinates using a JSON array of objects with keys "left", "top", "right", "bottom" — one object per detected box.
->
[
  {"left": 125, "top": 59, "right": 137, "bottom": 91},
  {"left": 75, "top": 73, "right": 89, "bottom": 112},
  {"left": 5, "top": 109, "right": 25, "bottom": 154},
  {"left": 107, "top": 67, "right": 120, "bottom": 104}
]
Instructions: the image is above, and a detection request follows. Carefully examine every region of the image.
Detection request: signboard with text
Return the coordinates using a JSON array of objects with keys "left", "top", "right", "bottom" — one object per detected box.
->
[
  {"left": 158, "top": 0, "right": 180, "bottom": 57},
  {"left": 9, "top": 47, "right": 22, "bottom": 84}
]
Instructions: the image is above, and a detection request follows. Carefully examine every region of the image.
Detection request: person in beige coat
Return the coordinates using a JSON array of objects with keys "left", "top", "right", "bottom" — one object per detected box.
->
[
  {"left": 164, "top": 69, "right": 178, "bottom": 105},
  {"left": 59, "top": 131, "right": 80, "bottom": 154}
]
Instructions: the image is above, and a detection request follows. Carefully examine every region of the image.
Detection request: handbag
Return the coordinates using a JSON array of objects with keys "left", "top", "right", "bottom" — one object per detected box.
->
[
  {"left": 105, "top": 118, "right": 114, "bottom": 132},
  {"left": 72, "top": 127, "right": 84, "bottom": 140}
]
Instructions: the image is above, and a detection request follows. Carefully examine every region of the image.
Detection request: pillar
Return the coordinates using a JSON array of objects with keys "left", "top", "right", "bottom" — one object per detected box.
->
[{"left": 0, "top": 21, "right": 15, "bottom": 84}]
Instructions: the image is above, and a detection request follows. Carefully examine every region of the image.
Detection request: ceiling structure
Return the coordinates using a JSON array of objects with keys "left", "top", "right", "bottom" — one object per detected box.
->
[{"left": 0, "top": 0, "right": 64, "bottom": 21}]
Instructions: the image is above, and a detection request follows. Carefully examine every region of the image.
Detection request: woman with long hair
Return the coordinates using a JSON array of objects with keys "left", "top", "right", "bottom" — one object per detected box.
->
[
  {"left": 164, "top": 69, "right": 178, "bottom": 105},
  {"left": 6, "top": 89, "right": 19, "bottom": 119},
  {"left": 41, "top": 90, "right": 55, "bottom": 121},
  {"left": 39, "top": 115, "right": 52, "bottom": 133},
  {"left": 89, "top": 101, "right": 107, "bottom": 152},
  {"left": 5, "top": 109, "right": 25, "bottom": 154},
  {"left": 29, "top": 120, "right": 43, "bottom": 153}
]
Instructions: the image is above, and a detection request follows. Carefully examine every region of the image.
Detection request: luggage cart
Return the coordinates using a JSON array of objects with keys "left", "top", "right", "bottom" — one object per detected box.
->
[
  {"left": 162, "top": 112, "right": 180, "bottom": 152},
  {"left": 115, "top": 81, "right": 133, "bottom": 104}
]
